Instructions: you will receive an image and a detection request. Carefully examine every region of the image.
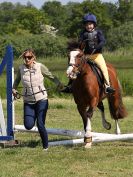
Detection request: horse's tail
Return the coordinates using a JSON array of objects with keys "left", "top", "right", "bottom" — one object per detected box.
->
[{"left": 107, "top": 80, "right": 128, "bottom": 119}]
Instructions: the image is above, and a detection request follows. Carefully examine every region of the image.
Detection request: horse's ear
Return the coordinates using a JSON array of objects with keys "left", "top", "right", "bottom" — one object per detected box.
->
[
  {"left": 79, "top": 41, "right": 85, "bottom": 50},
  {"left": 77, "top": 50, "right": 84, "bottom": 58},
  {"left": 67, "top": 52, "right": 70, "bottom": 64}
]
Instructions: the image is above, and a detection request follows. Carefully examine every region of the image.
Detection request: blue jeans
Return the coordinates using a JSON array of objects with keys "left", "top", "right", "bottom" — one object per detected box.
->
[{"left": 24, "top": 99, "right": 48, "bottom": 148}]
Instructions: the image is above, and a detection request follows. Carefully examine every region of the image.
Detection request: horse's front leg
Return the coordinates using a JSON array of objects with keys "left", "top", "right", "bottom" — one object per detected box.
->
[
  {"left": 77, "top": 105, "right": 93, "bottom": 148},
  {"left": 84, "top": 107, "right": 94, "bottom": 148}
]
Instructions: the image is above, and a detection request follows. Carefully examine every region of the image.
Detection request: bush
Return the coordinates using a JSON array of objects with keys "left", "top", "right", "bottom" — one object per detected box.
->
[
  {"left": 0, "top": 33, "right": 68, "bottom": 58},
  {"left": 106, "top": 21, "right": 133, "bottom": 51}
]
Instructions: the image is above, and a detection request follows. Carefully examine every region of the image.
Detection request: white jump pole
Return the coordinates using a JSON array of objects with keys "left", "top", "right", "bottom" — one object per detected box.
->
[
  {"left": 93, "top": 134, "right": 133, "bottom": 142},
  {"left": 49, "top": 139, "right": 84, "bottom": 146},
  {"left": 15, "top": 125, "right": 117, "bottom": 138},
  {"left": 49, "top": 134, "right": 133, "bottom": 146},
  {"left": 14, "top": 125, "right": 84, "bottom": 137},
  {"left": 14, "top": 125, "right": 133, "bottom": 145}
]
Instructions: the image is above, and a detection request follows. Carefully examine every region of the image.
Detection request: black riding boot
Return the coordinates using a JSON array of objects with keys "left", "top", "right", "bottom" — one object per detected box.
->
[
  {"left": 60, "top": 80, "right": 73, "bottom": 93},
  {"left": 105, "top": 86, "right": 115, "bottom": 94}
]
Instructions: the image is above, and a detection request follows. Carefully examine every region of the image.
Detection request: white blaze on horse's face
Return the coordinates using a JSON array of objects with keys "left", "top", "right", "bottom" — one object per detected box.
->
[{"left": 67, "top": 50, "right": 80, "bottom": 79}]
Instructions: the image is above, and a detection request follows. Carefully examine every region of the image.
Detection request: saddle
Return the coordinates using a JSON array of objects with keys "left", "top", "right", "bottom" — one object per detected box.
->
[{"left": 87, "top": 60, "right": 104, "bottom": 88}]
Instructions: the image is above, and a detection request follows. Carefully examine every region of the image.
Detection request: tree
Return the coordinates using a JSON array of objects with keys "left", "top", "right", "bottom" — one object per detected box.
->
[
  {"left": 0, "top": 2, "right": 48, "bottom": 35},
  {"left": 103, "top": 2, "right": 119, "bottom": 27},
  {"left": 64, "top": 2, "right": 84, "bottom": 37},
  {"left": 41, "top": 1, "right": 68, "bottom": 35},
  {"left": 106, "top": 21, "right": 133, "bottom": 50},
  {"left": 65, "top": 0, "right": 114, "bottom": 37},
  {"left": 17, "top": 7, "right": 47, "bottom": 34},
  {"left": 115, "top": 0, "right": 133, "bottom": 24},
  {"left": 0, "top": 2, "right": 27, "bottom": 34}
]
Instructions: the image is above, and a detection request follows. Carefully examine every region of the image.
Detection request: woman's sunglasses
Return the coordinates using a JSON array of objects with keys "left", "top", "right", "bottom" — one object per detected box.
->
[{"left": 24, "top": 56, "right": 33, "bottom": 60}]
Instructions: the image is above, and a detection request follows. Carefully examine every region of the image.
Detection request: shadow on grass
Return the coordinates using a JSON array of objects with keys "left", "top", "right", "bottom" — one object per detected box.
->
[
  {"left": 0, "top": 140, "right": 42, "bottom": 149},
  {"left": 20, "top": 140, "right": 42, "bottom": 148}
]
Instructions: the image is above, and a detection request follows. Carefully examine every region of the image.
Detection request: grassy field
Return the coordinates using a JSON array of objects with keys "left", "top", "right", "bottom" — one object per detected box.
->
[{"left": 0, "top": 97, "right": 133, "bottom": 177}]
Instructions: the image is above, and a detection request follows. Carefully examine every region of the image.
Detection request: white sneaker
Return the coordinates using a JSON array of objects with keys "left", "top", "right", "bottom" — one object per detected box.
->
[{"left": 43, "top": 148, "right": 48, "bottom": 151}]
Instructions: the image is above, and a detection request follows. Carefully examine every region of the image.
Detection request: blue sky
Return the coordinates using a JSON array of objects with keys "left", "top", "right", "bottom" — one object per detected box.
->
[{"left": 0, "top": 0, "right": 117, "bottom": 9}]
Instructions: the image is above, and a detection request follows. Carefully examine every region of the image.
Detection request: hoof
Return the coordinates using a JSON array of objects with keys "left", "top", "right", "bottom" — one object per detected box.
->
[
  {"left": 84, "top": 136, "right": 92, "bottom": 148},
  {"left": 104, "top": 122, "right": 111, "bottom": 130},
  {"left": 115, "top": 128, "right": 121, "bottom": 135},
  {"left": 85, "top": 142, "right": 92, "bottom": 148}
]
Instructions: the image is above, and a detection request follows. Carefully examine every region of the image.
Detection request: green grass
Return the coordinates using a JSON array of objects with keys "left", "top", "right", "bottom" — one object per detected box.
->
[
  {"left": 104, "top": 47, "right": 133, "bottom": 64},
  {"left": 0, "top": 97, "right": 133, "bottom": 177}
]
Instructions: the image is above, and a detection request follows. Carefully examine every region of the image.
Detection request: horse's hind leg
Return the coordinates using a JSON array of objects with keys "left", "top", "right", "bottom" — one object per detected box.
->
[
  {"left": 97, "top": 102, "right": 111, "bottom": 130},
  {"left": 115, "top": 119, "right": 121, "bottom": 134},
  {"left": 108, "top": 67, "right": 127, "bottom": 133}
]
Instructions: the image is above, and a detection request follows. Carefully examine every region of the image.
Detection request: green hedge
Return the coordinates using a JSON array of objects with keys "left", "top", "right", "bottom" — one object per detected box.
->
[
  {"left": 0, "top": 33, "right": 68, "bottom": 58},
  {"left": 106, "top": 21, "right": 133, "bottom": 51}
]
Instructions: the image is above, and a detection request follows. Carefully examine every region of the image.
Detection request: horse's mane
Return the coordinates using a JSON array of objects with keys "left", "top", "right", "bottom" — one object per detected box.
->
[{"left": 67, "top": 40, "right": 80, "bottom": 51}]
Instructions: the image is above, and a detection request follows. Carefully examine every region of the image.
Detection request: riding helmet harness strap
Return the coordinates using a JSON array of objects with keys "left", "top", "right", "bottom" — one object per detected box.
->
[{"left": 83, "top": 30, "right": 98, "bottom": 50}]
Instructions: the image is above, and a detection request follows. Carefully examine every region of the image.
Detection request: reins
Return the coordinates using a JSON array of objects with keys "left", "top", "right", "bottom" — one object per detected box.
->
[
  {"left": 74, "top": 49, "right": 96, "bottom": 73},
  {"left": 13, "top": 88, "right": 51, "bottom": 100}
]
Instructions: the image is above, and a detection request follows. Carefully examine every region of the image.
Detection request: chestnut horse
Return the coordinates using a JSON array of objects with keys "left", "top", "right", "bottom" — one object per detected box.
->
[{"left": 66, "top": 42, "right": 127, "bottom": 148}]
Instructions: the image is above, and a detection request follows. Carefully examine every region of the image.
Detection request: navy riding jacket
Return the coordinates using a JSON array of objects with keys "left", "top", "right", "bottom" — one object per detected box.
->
[{"left": 79, "top": 29, "right": 106, "bottom": 54}]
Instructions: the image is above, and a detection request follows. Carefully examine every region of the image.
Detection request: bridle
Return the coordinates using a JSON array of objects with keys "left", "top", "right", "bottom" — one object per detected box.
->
[{"left": 68, "top": 52, "right": 87, "bottom": 76}]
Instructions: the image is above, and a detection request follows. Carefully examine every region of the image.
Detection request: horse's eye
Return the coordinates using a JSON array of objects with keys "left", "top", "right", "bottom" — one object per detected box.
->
[{"left": 75, "top": 64, "right": 80, "bottom": 67}]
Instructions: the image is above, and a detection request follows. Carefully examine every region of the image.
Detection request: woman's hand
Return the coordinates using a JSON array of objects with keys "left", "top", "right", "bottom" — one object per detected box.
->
[
  {"left": 12, "top": 89, "right": 18, "bottom": 98},
  {"left": 57, "top": 83, "right": 64, "bottom": 91}
]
